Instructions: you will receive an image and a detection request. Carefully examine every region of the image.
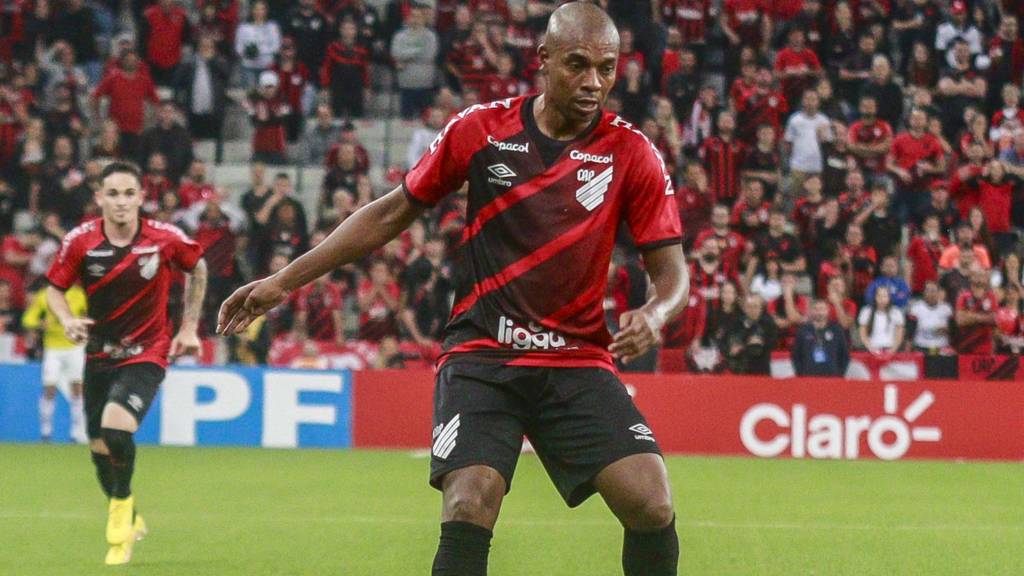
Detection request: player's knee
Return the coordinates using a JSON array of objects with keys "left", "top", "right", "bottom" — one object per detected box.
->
[
  {"left": 90, "top": 438, "right": 109, "bottom": 455},
  {"left": 100, "top": 428, "right": 135, "bottom": 462},
  {"left": 619, "top": 490, "right": 675, "bottom": 531},
  {"left": 442, "top": 469, "right": 504, "bottom": 525}
]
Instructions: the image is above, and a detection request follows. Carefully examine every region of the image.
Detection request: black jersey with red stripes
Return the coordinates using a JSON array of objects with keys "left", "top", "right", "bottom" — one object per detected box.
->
[
  {"left": 46, "top": 218, "right": 203, "bottom": 368},
  {"left": 404, "top": 96, "right": 681, "bottom": 371}
]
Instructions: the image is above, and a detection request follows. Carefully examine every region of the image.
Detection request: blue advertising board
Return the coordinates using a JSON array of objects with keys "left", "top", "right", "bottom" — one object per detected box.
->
[{"left": 0, "top": 364, "right": 352, "bottom": 448}]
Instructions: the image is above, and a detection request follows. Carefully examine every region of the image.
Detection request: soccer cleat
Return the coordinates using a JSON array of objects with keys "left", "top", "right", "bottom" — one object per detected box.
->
[
  {"left": 104, "top": 539, "right": 134, "bottom": 565},
  {"left": 133, "top": 513, "right": 148, "bottom": 541},
  {"left": 106, "top": 496, "right": 134, "bottom": 545}
]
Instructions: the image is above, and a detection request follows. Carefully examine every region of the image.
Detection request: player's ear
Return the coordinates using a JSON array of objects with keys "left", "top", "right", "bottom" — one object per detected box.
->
[{"left": 538, "top": 43, "right": 549, "bottom": 72}]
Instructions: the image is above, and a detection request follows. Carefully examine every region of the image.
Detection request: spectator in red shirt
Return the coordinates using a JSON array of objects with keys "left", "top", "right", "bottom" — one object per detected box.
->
[
  {"left": 141, "top": 152, "right": 176, "bottom": 213},
  {"left": 245, "top": 71, "right": 290, "bottom": 165},
  {"left": 906, "top": 214, "right": 949, "bottom": 296},
  {"left": 320, "top": 19, "right": 370, "bottom": 118},
  {"left": 887, "top": 107, "right": 947, "bottom": 222},
  {"left": 694, "top": 203, "right": 746, "bottom": 273},
  {"left": 140, "top": 0, "right": 192, "bottom": 86},
  {"left": 479, "top": 52, "right": 528, "bottom": 102},
  {"left": 847, "top": 95, "right": 893, "bottom": 177},
  {"left": 91, "top": 49, "right": 159, "bottom": 158},
  {"left": 272, "top": 37, "right": 311, "bottom": 142},
  {"left": 963, "top": 160, "right": 1022, "bottom": 259},
  {"left": 989, "top": 84, "right": 1024, "bottom": 150},
  {"left": 731, "top": 178, "right": 771, "bottom": 237},
  {"left": 735, "top": 65, "right": 788, "bottom": 145},
  {"left": 721, "top": 0, "right": 768, "bottom": 65},
  {"left": 839, "top": 223, "right": 878, "bottom": 302},
  {"left": 699, "top": 110, "right": 745, "bottom": 205},
  {"left": 675, "top": 162, "right": 712, "bottom": 250},
  {"left": 295, "top": 273, "right": 347, "bottom": 344},
  {"left": 358, "top": 259, "right": 401, "bottom": 342},
  {"left": 661, "top": 291, "right": 707, "bottom": 351},
  {"left": 955, "top": 266, "right": 999, "bottom": 354},
  {"left": 768, "top": 272, "right": 810, "bottom": 350},
  {"left": 615, "top": 27, "right": 645, "bottom": 81},
  {"left": 178, "top": 159, "right": 218, "bottom": 208},
  {"left": 825, "top": 275, "right": 858, "bottom": 330},
  {"left": 774, "top": 28, "right": 822, "bottom": 111}
]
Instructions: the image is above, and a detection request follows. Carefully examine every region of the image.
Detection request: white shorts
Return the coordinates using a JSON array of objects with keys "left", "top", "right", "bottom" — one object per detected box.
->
[{"left": 42, "top": 346, "right": 86, "bottom": 394}]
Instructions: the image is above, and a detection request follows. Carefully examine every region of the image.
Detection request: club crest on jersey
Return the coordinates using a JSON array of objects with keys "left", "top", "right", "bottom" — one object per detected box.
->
[
  {"left": 488, "top": 135, "right": 529, "bottom": 153},
  {"left": 138, "top": 254, "right": 160, "bottom": 280},
  {"left": 487, "top": 163, "right": 516, "bottom": 187},
  {"left": 576, "top": 166, "right": 613, "bottom": 211},
  {"left": 497, "top": 316, "right": 566, "bottom": 350}
]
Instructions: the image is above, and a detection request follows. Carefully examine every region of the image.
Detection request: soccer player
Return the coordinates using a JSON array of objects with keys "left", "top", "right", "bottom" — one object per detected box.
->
[
  {"left": 45, "top": 161, "right": 207, "bottom": 565},
  {"left": 220, "top": 4, "right": 688, "bottom": 575},
  {"left": 22, "top": 284, "right": 89, "bottom": 444}
]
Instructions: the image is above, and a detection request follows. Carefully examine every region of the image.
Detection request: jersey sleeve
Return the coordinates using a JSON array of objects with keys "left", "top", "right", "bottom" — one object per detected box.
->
[
  {"left": 623, "top": 138, "right": 683, "bottom": 250},
  {"left": 166, "top": 225, "right": 204, "bottom": 271},
  {"left": 46, "top": 233, "right": 84, "bottom": 290},
  {"left": 403, "top": 112, "right": 478, "bottom": 207}
]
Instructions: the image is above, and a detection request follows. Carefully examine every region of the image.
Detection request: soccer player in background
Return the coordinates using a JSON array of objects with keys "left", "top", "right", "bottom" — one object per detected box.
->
[
  {"left": 22, "top": 283, "right": 89, "bottom": 444},
  {"left": 45, "top": 162, "right": 207, "bottom": 565},
  {"left": 220, "top": 3, "right": 688, "bottom": 575}
]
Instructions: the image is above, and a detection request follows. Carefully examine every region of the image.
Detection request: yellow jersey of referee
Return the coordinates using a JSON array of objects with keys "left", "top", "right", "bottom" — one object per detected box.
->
[{"left": 22, "top": 285, "right": 88, "bottom": 351}]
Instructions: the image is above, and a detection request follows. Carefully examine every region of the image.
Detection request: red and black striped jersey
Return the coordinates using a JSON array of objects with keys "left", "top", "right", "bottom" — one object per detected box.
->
[
  {"left": 46, "top": 218, "right": 203, "bottom": 368},
  {"left": 404, "top": 96, "right": 681, "bottom": 371},
  {"left": 955, "top": 290, "right": 997, "bottom": 354},
  {"left": 698, "top": 135, "right": 745, "bottom": 205}
]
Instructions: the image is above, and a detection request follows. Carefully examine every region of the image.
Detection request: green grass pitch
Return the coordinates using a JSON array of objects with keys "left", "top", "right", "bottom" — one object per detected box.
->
[{"left": 1, "top": 444, "right": 1021, "bottom": 575}]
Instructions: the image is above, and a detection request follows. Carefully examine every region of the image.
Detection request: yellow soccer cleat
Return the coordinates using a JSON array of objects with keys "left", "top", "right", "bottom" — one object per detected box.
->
[
  {"left": 104, "top": 539, "right": 134, "bottom": 566},
  {"left": 133, "top": 512, "right": 148, "bottom": 541},
  {"left": 106, "top": 496, "right": 134, "bottom": 545}
]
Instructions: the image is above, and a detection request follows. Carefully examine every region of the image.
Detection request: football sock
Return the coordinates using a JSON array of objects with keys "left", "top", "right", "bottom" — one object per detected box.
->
[
  {"left": 39, "top": 396, "right": 55, "bottom": 439},
  {"left": 102, "top": 429, "right": 136, "bottom": 499},
  {"left": 431, "top": 521, "right": 493, "bottom": 576},
  {"left": 622, "top": 516, "right": 679, "bottom": 576},
  {"left": 90, "top": 451, "right": 115, "bottom": 498}
]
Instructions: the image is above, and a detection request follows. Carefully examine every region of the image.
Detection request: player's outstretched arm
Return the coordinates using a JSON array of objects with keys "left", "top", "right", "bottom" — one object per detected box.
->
[
  {"left": 171, "top": 258, "right": 208, "bottom": 358},
  {"left": 218, "top": 186, "right": 424, "bottom": 335},
  {"left": 45, "top": 285, "right": 93, "bottom": 345},
  {"left": 610, "top": 244, "right": 689, "bottom": 364}
]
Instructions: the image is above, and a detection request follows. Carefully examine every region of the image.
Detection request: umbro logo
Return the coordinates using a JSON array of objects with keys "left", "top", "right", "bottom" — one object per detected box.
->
[
  {"left": 432, "top": 414, "right": 460, "bottom": 460},
  {"left": 127, "top": 394, "right": 144, "bottom": 412},
  {"left": 88, "top": 263, "right": 106, "bottom": 277},
  {"left": 630, "top": 423, "right": 655, "bottom": 442},
  {"left": 487, "top": 164, "right": 516, "bottom": 188}
]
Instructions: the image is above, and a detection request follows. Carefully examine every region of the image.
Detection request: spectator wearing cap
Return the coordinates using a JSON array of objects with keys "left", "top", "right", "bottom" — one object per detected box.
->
[
  {"left": 235, "top": 0, "right": 282, "bottom": 89},
  {"left": 245, "top": 71, "right": 290, "bottom": 165},
  {"left": 792, "top": 299, "right": 850, "bottom": 377},
  {"left": 138, "top": 101, "right": 194, "bottom": 183},
  {"left": 283, "top": 0, "right": 331, "bottom": 81},
  {"left": 173, "top": 34, "right": 231, "bottom": 147},
  {"left": 271, "top": 37, "right": 311, "bottom": 142},
  {"left": 321, "top": 19, "right": 371, "bottom": 118},
  {"left": 140, "top": 0, "right": 191, "bottom": 87},
  {"left": 91, "top": 49, "right": 159, "bottom": 159},
  {"left": 935, "top": 0, "right": 982, "bottom": 66},
  {"left": 390, "top": 5, "right": 439, "bottom": 119}
]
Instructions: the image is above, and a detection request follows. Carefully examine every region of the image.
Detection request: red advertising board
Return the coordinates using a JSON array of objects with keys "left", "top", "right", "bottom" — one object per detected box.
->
[{"left": 352, "top": 371, "right": 1024, "bottom": 461}]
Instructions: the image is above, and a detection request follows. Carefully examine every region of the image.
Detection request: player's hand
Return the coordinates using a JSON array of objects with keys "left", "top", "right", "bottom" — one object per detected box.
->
[
  {"left": 610, "top": 308, "right": 663, "bottom": 365},
  {"left": 217, "top": 276, "right": 288, "bottom": 336},
  {"left": 170, "top": 330, "right": 201, "bottom": 359},
  {"left": 64, "top": 318, "right": 94, "bottom": 345}
]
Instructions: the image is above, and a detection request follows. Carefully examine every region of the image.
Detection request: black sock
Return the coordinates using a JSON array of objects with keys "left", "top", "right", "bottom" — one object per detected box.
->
[
  {"left": 101, "top": 429, "right": 136, "bottom": 499},
  {"left": 431, "top": 521, "right": 493, "bottom": 576},
  {"left": 90, "top": 451, "right": 115, "bottom": 498},
  {"left": 622, "top": 516, "right": 679, "bottom": 576}
]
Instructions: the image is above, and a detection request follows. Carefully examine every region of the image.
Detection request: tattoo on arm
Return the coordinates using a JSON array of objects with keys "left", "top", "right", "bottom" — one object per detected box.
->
[{"left": 182, "top": 258, "right": 208, "bottom": 330}]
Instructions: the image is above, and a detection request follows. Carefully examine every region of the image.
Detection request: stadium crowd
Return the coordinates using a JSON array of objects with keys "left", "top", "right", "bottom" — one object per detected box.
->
[{"left": 0, "top": 0, "right": 1021, "bottom": 372}]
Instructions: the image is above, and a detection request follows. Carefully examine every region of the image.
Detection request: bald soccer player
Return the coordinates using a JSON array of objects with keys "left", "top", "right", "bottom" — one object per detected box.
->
[{"left": 219, "top": 3, "right": 688, "bottom": 574}]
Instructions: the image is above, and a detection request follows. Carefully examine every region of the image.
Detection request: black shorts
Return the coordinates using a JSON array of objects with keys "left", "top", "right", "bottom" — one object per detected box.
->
[
  {"left": 83, "top": 362, "right": 165, "bottom": 439},
  {"left": 429, "top": 363, "right": 662, "bottom": 507}
]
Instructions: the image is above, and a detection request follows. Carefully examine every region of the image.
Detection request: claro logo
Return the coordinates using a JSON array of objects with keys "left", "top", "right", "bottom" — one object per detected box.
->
[{"left": 739, "top": 385, "right": 941, "bottom": 460}]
